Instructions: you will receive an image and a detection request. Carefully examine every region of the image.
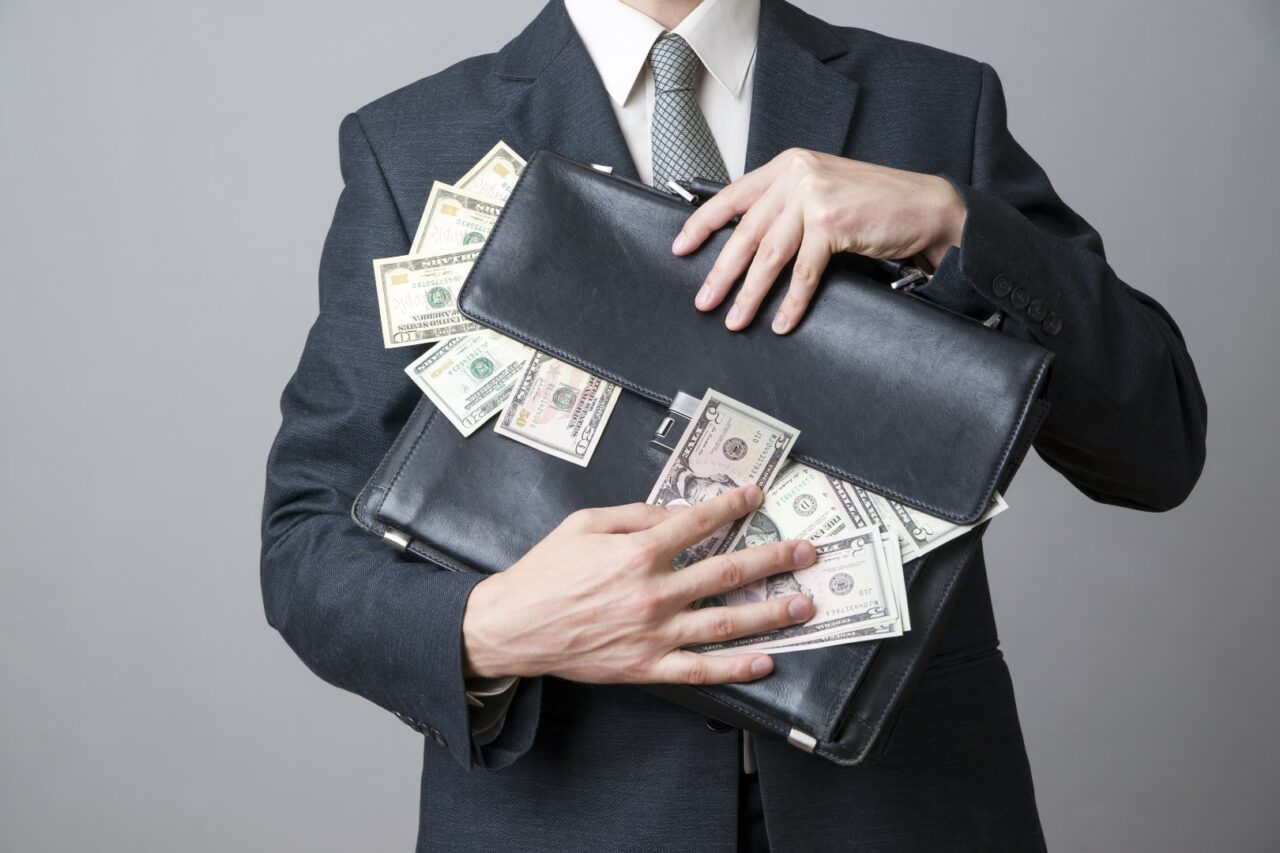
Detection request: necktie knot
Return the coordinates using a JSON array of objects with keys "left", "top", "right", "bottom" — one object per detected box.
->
[{"left": 649, "top": 33, "right": 700, "bottom": 94}]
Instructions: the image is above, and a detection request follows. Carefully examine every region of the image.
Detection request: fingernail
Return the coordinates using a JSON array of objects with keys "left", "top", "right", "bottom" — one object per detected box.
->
[
  {"left": 743, "top": 484, "right": 763, "bottom": 506},
  {"left": 726, "top": 305, "right": 743, "bottom": 328},
  {"left": 696, "top": 284, "right": 714, "bottom": 309},
  {"left": 788, "top": 596, "right": 814, "bottom": 620},
  {"left": 672, "top": 232, "right": 690, "bottom": 253},
  {"left": 750, "top": 656, "right": 773, "bottom": 676},
  {"left": 771, "top": 311, "right": 789, "bottom": 334},
  {"left": 792, "top": 541, "right": 815, "bottom": 566}
]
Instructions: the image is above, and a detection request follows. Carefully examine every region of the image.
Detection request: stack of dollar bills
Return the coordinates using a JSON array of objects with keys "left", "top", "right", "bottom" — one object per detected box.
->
[
  {"left": 373, "top": 143, "right": 1006, "bottom": 652},
  {"left": 373, "top": 141, "right": 620, "bottom": 465},
  {"left": 645, "top": 389, "right": 1005, "bottom": 655}
]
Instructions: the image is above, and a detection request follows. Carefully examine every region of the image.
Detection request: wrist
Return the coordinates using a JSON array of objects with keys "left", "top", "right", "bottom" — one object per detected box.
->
[
  {"left": 461, "top": 573, "right": 522, "bottom": 679},
  {"left": 923, "top": 177, "right": 966, "bottom": 268}
]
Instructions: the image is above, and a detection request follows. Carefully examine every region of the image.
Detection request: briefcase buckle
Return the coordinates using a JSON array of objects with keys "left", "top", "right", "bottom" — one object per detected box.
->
[{"left": 650, "top": 391, "right": 702, "bottom": 454}]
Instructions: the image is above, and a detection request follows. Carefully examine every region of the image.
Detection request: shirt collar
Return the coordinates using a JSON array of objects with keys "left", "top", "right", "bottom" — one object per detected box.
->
[{"left": 564, "top": 0, "right": 760, "bottom": 106}]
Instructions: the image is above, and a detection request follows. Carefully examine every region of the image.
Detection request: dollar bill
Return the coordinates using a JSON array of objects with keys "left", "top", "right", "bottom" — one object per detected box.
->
[
  {"left": 880, "top": 527, "right": 910, "bottom": 632},
  {"left": 372, "top": 249, "right": 482, "bottom": 348},
  {"left": 647, "top": 389, "right": 798, "bottom": 568},
  {"left": 730, "top": 527, "right": 911, "bottom": 654},
  {"left": 727, "top": 461, "right": 877, "bottom": 604},
  {"left": 493, "top": 351, "right": 620, "bottom": 467},
  {"left": 405, "top": 331, "right": 531, "bottom": 436},
  {"left": 878, "top": 492, "right": 1008, "bottom": 561},
  {"left": 409, "top": 182, "right": 502, "bottom": 255},
  {"left": 456, "top": 140, "right": 526, "bottom": 203},
  {"left": 733, "top": 462, "right": 876, "bottom": 550},
  {"left": 697, "top": 529, "right": 901, "bottom": 655}
]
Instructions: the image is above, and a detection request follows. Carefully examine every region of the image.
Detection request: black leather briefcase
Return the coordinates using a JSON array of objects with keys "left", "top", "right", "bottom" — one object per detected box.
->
[{"left": 353, "top": 152, "right": 1053, "bottom": 765}]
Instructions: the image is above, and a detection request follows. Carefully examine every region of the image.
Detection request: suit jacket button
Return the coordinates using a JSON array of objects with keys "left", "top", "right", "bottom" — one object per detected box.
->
[
  {"left": 1010, "top": 287, "right": 1030, "bottom": 310},
  {"left": 1043, "top": 313, "right": 1062, "bottom": 335},
  {"left": 704, "top": 717, "right": 734, "bottom": 733},
  {"left": 1027, "top": 299, "right": 1047, "bottom": 321},
  {"left": 991, "top": 275, "right": 1012, "bottom": 297}
]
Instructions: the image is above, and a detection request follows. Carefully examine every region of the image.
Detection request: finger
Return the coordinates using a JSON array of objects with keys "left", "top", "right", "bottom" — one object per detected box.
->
[
  {"left": 641, "top": 485, "right": 763, "bottom": 556},
  {"left": 650, "top": 649, "right": 775, "bottom": 685},
  {"left": 563, "top": 502, "right": 673, "bottom": 534},
  {"left": 673, "top": 167, "right": 774, "bottom": 256},
  {"left": 693, "top": 201, "right": 780, "bottom": 314},
  {"left": 725, "top": 203, "right": 804, "bottom": 331},
  {"left": 673, "top": 539, "right": 817, "bottom": 602},
  {"left": 671, "top": 592, "right": 815, "bottom": 647},
  {"left": 771, "top": 231, "right": 832, "bottom": 335}
]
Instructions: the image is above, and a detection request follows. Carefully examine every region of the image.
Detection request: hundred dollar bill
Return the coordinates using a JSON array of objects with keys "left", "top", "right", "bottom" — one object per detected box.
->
[
  {"left": 404, "top": 331, "right": 531, "bottom": 436},
  {"left": 698, "top": 530, "right": 900, "bottom": 655},
  {"left": 456, "top": 140, "right": 526, "bottom": 203},
  {"left": 372, "top": 249, "right": 482, "bottom": 347},
  {"left": 493, "top": 351, "right": 620, "bottom": 467},
  {"left": 409, "top": 181, "right": 502, "bottom": 255},
  {"left": 647, "top": 389, "right": 798, "bottom": 568}
]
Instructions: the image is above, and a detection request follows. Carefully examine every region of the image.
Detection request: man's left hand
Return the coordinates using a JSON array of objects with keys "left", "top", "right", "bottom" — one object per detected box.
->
[{"left": 672, "top": 148, "right": 967, "bottom": 334}]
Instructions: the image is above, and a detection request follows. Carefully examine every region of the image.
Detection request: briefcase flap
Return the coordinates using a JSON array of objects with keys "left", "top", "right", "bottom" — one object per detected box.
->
[{"left": 458, "top": 152, "right": 1052, "bottom": 524}]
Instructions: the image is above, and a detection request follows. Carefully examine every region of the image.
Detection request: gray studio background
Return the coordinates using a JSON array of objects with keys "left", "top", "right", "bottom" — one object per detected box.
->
[{"left": 2, "top": 1, "right": 1277, "bottom": 850}]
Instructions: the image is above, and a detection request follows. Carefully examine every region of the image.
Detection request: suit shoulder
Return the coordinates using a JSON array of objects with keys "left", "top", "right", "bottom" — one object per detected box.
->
[
  {"left": 795, "top": 5, "right": 987, "bottom": 101},
  {"left": 845, "top": 26, "right": 984, "bottom": 90},
  {"left": 350, "top": 51, "right": 507, "bottom": 138}
]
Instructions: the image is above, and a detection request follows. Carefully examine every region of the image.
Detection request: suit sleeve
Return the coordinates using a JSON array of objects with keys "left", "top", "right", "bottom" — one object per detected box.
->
[
  {"left": 916, "top": 63, "right": 1207, "bottom": 511},
  {"left": 259, "top": 113, "right": 542, "bottom": 770}
]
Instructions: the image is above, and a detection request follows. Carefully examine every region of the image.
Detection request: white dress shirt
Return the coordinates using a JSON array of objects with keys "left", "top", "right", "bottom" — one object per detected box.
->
[
  {"left": 466, "top": 0, "right": 762, "bottom": 748},
  {"left": 564, "top": 0, "right": 760, "bottom": 184}
]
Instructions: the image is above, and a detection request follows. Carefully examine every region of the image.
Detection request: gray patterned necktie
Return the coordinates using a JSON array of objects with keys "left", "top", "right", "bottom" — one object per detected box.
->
[{"left": 648, "top": 33, "right": 730, "bottom": 190}]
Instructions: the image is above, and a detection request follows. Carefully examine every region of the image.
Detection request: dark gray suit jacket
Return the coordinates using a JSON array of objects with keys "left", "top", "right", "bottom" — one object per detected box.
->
[{"left": 260, "top": 2, "right": 1207, "bottom": 850}]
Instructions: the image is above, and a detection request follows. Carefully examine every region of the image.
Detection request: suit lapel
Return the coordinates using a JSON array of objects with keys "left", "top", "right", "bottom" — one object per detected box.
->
[
  {"left": 492, "top": 0, "right": 859, "bottom": 179},
  {"left": 495, "top": 1, "right": 640, "bottom": 181},
  {"left": 745, "top": 0, "right": 858, "bottom": 171}
]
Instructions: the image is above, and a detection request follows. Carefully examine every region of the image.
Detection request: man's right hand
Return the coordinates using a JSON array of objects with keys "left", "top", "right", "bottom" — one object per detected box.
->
[{"left": 461, "top": 485, "right": 817, "bottom": 685}]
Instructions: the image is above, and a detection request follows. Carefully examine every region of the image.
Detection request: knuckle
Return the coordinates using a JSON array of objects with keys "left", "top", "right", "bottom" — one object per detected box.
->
[
  {"left": 629, "top": 540, "right": 662, "bottom": 569},
  {"left": 710, "top": 612, "right": 736, "bottom": 640},
  {"left": 691, "top": 509, "right": 718, "bottom": 539},
  {"left": 574, "top": 507, "right": 600, "bottom": 525},
  {"left": 717, "top": 558, "right": 743, "bottom": 590},
  {"left": 796, "top": 171, "right": 825, "bottom": 196},
  {"left": 790, "top": 260, "right": 816, "bottom": 287},
  {"left": 813, "top": 202, "right": 842, "bottom": 231},
  {"left": 627, "top": 589, "right": 666, "bottom": 620},
  {"left": 787, "top": 148, "right": 820, "bottom": 172},
  {"left": 755, "top": 239, "right": 780, "bottom": 265},
  {"left": 685, "top": 659, "right": 709, "bottom": 685}
]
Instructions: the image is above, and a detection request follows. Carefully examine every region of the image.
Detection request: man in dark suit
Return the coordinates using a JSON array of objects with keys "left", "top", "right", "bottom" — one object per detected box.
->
[{"left": 260, "top": 1, "right": 1206, "bottom": 850}]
